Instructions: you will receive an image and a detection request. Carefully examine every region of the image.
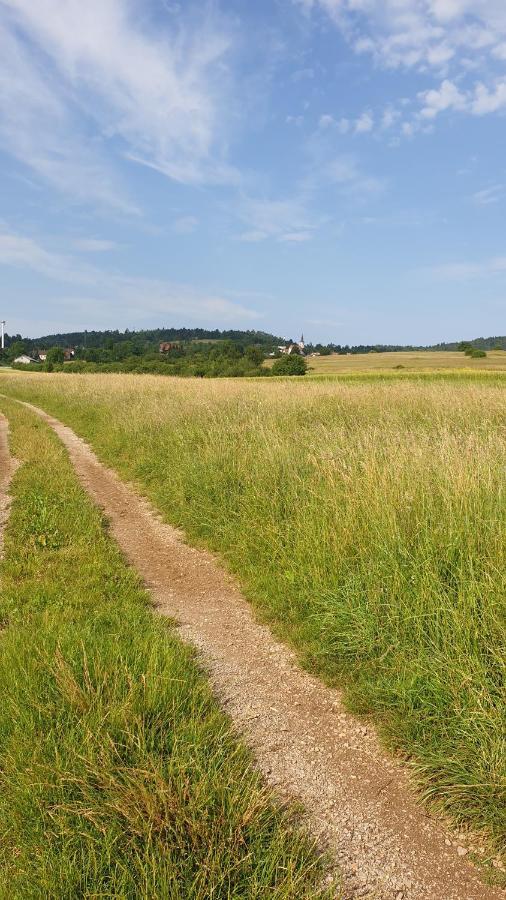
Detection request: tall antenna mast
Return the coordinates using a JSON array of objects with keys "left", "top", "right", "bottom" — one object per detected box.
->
[{"left": 0, "top": 321, "right": 5, "bottom": 351}]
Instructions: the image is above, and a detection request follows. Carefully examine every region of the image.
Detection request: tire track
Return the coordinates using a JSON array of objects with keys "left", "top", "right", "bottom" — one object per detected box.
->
[{"left": 0, "top": 415, "right": 18, "bottom": 559}]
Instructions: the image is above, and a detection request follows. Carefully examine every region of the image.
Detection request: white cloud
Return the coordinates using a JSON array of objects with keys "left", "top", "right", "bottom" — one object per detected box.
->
[
  {"left": 0, "top": 0, "right": 238, "bottom": 206},
  {"left": 381, "top": 106, "right": 400, "bottom": 129},
  {"left": 471, "top": 80, "right": 506, "bottom": 114},
  {"left": 429, "top": 255, "right": 506, "bottom": 280},
  {"left": 324, "top": 156, "right": 386, "bottom": 195},
  {"left": 301, "top": 0, "right": 506, "bottom": 71},
  {"left": 0, "top": 227, "right": 99, "bottom": 284},
  {"left": 354, "top": 111, "right": 374, "bottom": 133},
  {"left": 415, "top": 76, "right": 506, "bottom": 122},
  {"left": 236, "top": 195, "right": 320, "bottom": 243},
  {"left": 472, "top": 184, "right": 505, "bottom": 205},
  {"left": 418, "top": 79, "right": 467, "bottom": 117},
  {"left": 0, "top": 19, "right": 136, "bottom": 213},
  {"left": 299, "top": 0, "right": 506, "bottom": 130},
  {"left": 278, "top": 231, "right": 313, "bottom": 242},
  {"left": 318, "top": 111, "right": 375, "bottom": 135},
  {"left": 73, "top": 239, "right": 120, "bottom": 252},
  {"left": 291, "top": 67, "right": 315, "bottom": 81}
]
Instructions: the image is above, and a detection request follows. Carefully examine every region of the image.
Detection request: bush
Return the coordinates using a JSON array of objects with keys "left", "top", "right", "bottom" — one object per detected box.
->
[
  {"left": 271, "top": 354, "right": 307, "bottom": 376},
  {"left": 46, "top": 347, "right": 65, "bottom": 365},
  {"left": 470, "top": 349, "right": 487, "bottom": 359}
]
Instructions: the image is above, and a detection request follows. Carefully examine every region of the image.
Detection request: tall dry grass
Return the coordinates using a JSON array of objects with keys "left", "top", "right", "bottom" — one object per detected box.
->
[{"left": 1, "top": 371, "right": 505, "bottom": 854}]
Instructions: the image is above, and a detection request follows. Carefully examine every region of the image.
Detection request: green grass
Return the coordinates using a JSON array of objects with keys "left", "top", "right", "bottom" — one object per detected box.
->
[
  {"left": 1, "top": 371, "right": 505, "bottom": 859},
  {"left": 0, "top": 396, "right": 331, "bottom": 899}
]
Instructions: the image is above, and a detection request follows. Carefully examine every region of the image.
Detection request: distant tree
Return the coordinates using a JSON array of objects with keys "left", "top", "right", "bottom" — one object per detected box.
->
[
  {"left": 470, "top": 349, "right": 487, "bottom": 358},
  {"left": 245, "top": 346, "right": 264, "bottom": 366},
  {"left": 8, "top": 340, "right": 27, "bottom": 361},
  {"left": 458, "top": 341, "right": 473, "bottom": 352},
  {"left": 271, "top": 354, "right": 307, "bottom": 376},
  {"left": 47, "top": 347, "right": 65, "bottom": 365}
]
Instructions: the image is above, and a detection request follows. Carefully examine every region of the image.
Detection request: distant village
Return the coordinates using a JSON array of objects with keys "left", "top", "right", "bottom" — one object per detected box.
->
[
  {"left": 12, "top": 348, "right": 76, "bottom": 365},
  {"left": 268, "top": 335, "right": 319, "bottom": 357}
]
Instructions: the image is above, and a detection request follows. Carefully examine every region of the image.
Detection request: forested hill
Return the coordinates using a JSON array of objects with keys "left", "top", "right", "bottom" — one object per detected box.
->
[
  {"left": 17, "top": 327, "right": 283, "bottom": 350},
  {"left": 5, "top": 326, "right": 505, "bottom": 353},
  {"left": 429, "top": 335, "right": 506, "bottom": 351}
]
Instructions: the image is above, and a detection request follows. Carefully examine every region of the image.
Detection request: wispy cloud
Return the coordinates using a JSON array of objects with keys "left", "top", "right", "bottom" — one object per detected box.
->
[
  {"left": 0, "top": 226, "right": 99, "bottom": 284},
  {"left": 0, "top": 224, "right": 261, "bottom": 323},
  {"left": 73, "top": 239, "right": 120, "bottom": 252},
  {"left": 0, "top": 0, "right": 239, "bottom": 210},
  {"left": 472, "top": 184, "right": 505, "bottom": 206},
  {"left": 0, "top": 17, "right": 135, "bottom": 213},
  {"left": 428, "top": 256, "right": 506, "bottom": 281},
  {"left": 236, "top": 194, "right": 321, "bottom": 243}
]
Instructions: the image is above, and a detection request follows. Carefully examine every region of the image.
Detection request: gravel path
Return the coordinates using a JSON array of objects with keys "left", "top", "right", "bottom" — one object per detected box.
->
[{"left": 9, "top": 399, "right": 505, "bottom": 900}]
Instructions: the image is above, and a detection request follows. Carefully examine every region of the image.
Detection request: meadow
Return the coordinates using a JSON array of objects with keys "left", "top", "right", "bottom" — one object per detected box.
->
[
  {"left": 0, "top": 395, "right": 329, "bottom": 898},
  {"left": 304, "top": 349, "right": 506, "bottom": 375},
  {"left": 1, "top": 370, "right": 505, "bottom": 858}
]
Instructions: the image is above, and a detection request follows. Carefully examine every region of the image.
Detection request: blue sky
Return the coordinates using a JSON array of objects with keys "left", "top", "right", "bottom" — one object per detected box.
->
[{"left": 1, "top": 0, "right": 506, "bottom": 344}]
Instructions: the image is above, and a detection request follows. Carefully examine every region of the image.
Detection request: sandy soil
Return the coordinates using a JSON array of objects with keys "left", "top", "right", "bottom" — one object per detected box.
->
[{"left": 9, "top": 399, "right": 505, "bottom": 900}]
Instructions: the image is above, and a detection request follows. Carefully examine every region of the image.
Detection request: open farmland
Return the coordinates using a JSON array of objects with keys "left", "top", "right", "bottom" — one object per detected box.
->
[
  {"left": 303, "top": 350, "right": 506, "bottom": 375},
  {"left": 1, "top": 369, "right": 505, "bottom": 868}
]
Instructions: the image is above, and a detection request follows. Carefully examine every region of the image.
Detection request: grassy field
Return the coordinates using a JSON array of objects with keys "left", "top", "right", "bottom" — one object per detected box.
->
[
  {"left": 0, "top": 395, "right": 330, "bottom": 899},
  {"left": 1, "top": 371, "right": 505, "bottom": 859},
  {"left": 302, "top": 350, "right": 506, "bottom": 374}
]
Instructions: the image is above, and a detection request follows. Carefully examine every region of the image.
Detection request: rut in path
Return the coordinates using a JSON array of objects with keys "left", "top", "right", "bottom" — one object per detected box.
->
[
  {"left": 9, "top": 398, "right": 505, "bottom": 900},
  {"left": 0, "top": 415, "right": 18, "bottom": 559}
]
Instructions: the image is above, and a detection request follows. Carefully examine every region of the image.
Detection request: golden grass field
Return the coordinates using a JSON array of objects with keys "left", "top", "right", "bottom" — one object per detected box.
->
[
  {"left": 1, "top": 369, "right": 505, "bottom": 861},
  {"left": 300, "top": 349, "right": 506, "bottom": 374}
]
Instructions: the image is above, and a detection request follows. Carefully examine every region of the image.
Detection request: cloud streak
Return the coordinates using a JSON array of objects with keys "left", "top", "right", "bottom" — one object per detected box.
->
[
  {"left": 0, "top": 224, "right": 261, "bottom": 324},
  {"left": 0, "top": 0, "right": 239, "bottom": 211}
]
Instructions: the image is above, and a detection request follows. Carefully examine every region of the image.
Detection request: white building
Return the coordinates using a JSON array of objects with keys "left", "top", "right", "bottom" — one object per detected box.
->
[
  {"left": 278, "top": 334, "right": 306, "bottom": 356},
  {"left": 14, "top": 355, "right": 39, "bottom": 365}
]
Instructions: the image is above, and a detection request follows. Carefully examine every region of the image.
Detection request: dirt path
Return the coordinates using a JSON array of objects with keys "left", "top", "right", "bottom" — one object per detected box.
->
[
  {"left": 0, "top": 415, "right": 18, "bottom": 558},
  {"left": 11, "top": 399, "right": 504, "bottom": 900}
]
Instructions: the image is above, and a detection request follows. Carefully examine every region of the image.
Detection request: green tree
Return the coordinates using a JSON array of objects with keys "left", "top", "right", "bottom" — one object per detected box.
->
[
  {"left": 46, "top": 347, "right": 65, "bottom": 365},
  {"left": 271, "top": 354, "right": 307, "bottom": 376},
  {"left": 8, "top": 341, "right": 28, "bottom": 361},
  {"left": 245, "top": 346, "right": 264, "bottom": 366}
]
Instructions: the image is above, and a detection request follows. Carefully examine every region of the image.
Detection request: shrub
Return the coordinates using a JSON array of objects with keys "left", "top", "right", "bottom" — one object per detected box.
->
[
  {"left": 470, "top": 349, "right": 487, "bottom": 359},
  {"left": 271, "top": 354, "right": 307, "bottom": 376},
  {"left": 46, "top": 347, "right": 65, "bottom": 365}
]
